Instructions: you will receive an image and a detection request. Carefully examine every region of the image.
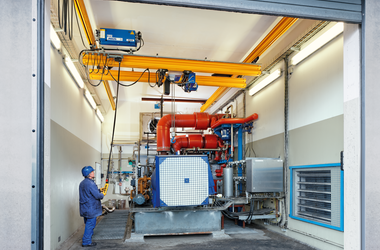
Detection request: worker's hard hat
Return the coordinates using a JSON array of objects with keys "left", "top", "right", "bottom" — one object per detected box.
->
[{"left": 82, "top": 166, "right": 94, "bottom": 177}]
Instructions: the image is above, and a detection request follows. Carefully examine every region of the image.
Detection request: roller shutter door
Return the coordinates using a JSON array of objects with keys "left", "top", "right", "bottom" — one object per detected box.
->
[{"left": 120, "top": 0, "right": 362, "bottom": 23}]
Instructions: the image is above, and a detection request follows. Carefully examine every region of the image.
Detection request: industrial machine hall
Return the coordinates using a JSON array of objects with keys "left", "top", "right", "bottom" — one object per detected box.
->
[{"left": 3, "top": 0, "right": 380, "bottom": 249}]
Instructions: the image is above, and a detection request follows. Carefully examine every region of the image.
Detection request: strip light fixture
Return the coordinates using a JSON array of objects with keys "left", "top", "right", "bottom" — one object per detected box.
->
[
  {"left": 96, "top": 109, "right": 104, "bottom": 122},
  {"left": 291, "top": 22, "right": 344, "bottom": 65},
  {"left": 84, "top": 89, "right": 97, "bottom": 109},
  {"left": 64, "top": 56, "right": 84, "bottom": 88},
  {"left": 50, "top": 23, "right": 61, "bottom": 50},
  {"left": 249, "top": 69, "right": 282, "bottom": 96}
]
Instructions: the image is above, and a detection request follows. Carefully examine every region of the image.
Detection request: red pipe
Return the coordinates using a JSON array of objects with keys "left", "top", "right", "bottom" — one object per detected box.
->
[
  {"left": 210, "top": 113, "right": 259, "bottom": 129},
  {"left": 172, "top": 134, "right": 224, "bottom": 152},
  {"left": 157, "top": 112, "right": 224, "bottom": 152}
]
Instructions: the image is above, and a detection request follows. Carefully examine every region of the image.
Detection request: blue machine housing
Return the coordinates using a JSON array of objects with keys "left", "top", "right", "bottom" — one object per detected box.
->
[
  {"left": 184, "top": 72, "right": 198, "bottom": 92},
  {"left": 151, "top": 155, "right": 215, "bottom": 208},
  {"left": 99, "top": 28, "right": 137, "bottom": 47}
]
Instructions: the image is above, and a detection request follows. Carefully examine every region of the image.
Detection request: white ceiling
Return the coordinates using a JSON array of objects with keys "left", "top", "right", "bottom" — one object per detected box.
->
[{"left": 72, "top": 1, "right": 312, "bottom": 113}]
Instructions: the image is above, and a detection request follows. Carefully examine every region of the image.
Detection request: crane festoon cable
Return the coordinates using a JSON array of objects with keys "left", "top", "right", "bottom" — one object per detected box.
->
[{"left": 103, "top": 59, "right": 121, "bottom": 195}]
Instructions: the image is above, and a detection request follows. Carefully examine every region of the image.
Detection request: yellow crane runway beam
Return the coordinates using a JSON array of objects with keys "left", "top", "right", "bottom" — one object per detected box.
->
[
  {"left": 73, "top": 0, "right": 116, "bottom": 110},
  {"left": 82, "top": 54, "right": 261, "bottom": 77},
  {"left": 89, "top": 71, "right": 247, "bottom": 88},
  {"left": 73, "top": 0, "right": 96, "bottom": 47},
  {"left": 201, "top": 17, "right": 298, "bottom": 112}
]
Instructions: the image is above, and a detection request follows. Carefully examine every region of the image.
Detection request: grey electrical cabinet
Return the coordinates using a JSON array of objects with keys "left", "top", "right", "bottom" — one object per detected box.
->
[{"left": 246, "top": 158, "right": 283, "bottom": 193}]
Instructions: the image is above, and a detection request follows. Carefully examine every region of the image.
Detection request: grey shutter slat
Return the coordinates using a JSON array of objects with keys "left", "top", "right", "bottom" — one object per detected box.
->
[
  {"left": 295, "top": 169, "right": 332, "bottom": 225},
  {"left": 253, "top": 0, "right": 361, "bottom": 12},
  {"left": 119, "top": 0, "right": 362, "bottom": 23},
  {"left": 323, "top": 0, "right": 361, "bottom": 4}
]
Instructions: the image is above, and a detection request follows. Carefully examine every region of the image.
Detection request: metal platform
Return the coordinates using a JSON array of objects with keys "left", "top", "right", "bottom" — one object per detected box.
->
[{"left": 92, "top": 210, "right": 129, "bottom": 240}]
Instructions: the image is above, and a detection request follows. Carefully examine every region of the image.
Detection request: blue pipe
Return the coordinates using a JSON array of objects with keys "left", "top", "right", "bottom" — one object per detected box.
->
[
  {"left": 238, "top": 125, "right": 243, "bottom": 161},
  {"left": 238, "top": 125, "right": 243, "bottom": 193}
]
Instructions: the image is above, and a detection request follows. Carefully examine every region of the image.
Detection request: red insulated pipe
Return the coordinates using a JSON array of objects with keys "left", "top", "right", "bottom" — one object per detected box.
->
[
  {"left": 172, "top": 134, "right": 223, "bottom": 152},
  {"left": 210, "top": 113, "right": 259, "bottom": 129},
  {"left": 157, "top": 112, "right": 224, "bottom": 152}
]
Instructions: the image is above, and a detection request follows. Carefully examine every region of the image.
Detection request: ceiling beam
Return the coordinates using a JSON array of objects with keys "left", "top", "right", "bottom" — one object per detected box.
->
[
  {"left": 89, "top": 70, "right": 247, "bottom": 88},
  {"left": 82, "top": 54, "right": 261, "bottom": 76},
  {"left": 200, "top": 17, "right": 298, "bottom": 112}
]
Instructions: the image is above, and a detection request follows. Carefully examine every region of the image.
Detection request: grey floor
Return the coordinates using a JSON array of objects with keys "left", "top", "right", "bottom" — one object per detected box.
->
[{"left": 58, "top": 210, "right": 316, "bottom": 250}]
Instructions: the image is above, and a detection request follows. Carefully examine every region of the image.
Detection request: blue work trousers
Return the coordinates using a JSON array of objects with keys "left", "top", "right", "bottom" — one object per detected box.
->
[{"left": 82, "top": 217, "right": 97, "bottom": 245}]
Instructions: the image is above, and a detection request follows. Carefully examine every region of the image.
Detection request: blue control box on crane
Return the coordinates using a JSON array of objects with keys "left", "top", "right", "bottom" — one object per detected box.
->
[{"left": 98, "top": 28, "right": 138, "bottom": 47}]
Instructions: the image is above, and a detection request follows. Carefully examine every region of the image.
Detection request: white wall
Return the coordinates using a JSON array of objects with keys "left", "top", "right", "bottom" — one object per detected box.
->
[
  {"left": 288, "top": 35, "right": 344, "bottom": 249},
  {"left": 245, "top": 32, "right": 344, "bottom": 249},
  {"left": 50, "top": 50, "right": 101, "bottom": 152},
  {"left": 246, "top": 61, "right": 285, "bottom": 143},
  {"left": 50, "top": 46, "right": 102, "bottom": 250},
  {"left": 289, "top": 35, "right": 343, "bottom": 130}
]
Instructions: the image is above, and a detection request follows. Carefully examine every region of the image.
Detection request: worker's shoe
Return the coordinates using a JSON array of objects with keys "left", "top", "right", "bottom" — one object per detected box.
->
[{"left": 82, "top": 242, "right": 97, "bottom": 247}]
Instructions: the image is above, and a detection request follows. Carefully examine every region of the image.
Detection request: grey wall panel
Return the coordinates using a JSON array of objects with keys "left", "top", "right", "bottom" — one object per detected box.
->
[
  {"left": 288, "top": 115, "right": 343, "bottom": 166},
  {"left": 245, "top": 133, "right": 285, "bottom": 159},
  {"left": 0, "top": 0, "right": 33, "bottom": 249},
  {"left": 120, "top": 0, "right": 362, "bottom": 23},
  {"left": 50, "top": 121, "right": 101, "bottom": 250}
]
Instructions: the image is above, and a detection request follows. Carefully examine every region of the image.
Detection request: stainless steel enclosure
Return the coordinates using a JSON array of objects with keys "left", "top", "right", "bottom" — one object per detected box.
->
[{"left": 246, "top": 158, "right": 283, "bottom": 193}]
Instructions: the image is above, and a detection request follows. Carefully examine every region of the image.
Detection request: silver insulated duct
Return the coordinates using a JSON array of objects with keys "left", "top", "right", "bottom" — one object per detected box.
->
[{"left": 223, "top": 167, "right": 233, "bottom": 197}]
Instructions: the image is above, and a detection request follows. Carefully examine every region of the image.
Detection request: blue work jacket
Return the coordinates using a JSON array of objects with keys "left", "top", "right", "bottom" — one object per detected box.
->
[{"left": 79, "top": 178, "right": 104, "bottom": 218}]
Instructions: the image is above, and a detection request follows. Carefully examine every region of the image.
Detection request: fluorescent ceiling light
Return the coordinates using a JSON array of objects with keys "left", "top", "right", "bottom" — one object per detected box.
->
[
  {"left": 96, "top": 109, "right": 104, "bottom": 123},
  {"left": 50, "top": 23, "right": 61, "bottom": 50},
  {"left": 84, "top": 89, "right": 97, "bottom": 109},
  {"left": 64, "top": 56, "right": 84, "bottom": 88},
  {"left": 291, "top": 22, "right": 344, "bottom": 65},
  {"left": 249, "top": 69, "right": 282, "bottom": 96}
]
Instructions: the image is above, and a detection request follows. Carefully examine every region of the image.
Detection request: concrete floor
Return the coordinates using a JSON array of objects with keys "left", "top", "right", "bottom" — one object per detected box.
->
[{"left": 58, "top": 212, "right": 316, "bottom": 250}]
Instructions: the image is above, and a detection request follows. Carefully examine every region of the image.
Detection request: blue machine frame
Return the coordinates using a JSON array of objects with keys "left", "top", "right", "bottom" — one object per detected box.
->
[{"left": 289, "top": 163, "right": 344, "bottom": 231}]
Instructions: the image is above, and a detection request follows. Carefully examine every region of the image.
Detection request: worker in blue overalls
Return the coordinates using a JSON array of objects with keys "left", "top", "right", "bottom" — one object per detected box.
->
[{"left": 79, "top": 166, "right": 104, "bottom": 247}]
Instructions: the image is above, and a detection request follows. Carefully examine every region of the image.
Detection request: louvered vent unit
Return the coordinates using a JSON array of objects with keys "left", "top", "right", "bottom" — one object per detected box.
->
[{"left": 290, "top": 164, "right": 343, "bottom": 231}]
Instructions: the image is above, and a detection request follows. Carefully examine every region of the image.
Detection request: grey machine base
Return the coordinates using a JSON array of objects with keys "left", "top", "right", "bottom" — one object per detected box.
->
[{"left": 134, "top": 210, "right": 221, "bottom": 235}]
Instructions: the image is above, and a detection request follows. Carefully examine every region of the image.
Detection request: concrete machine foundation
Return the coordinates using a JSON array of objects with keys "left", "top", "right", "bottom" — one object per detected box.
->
[{"left": 134, "top": 210, "right": 221, "bottom": 235}]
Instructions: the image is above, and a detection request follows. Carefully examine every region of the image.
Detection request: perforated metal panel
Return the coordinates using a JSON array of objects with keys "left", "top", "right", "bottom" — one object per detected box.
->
[{"left": 152, "top": 155, "right": 213, "bottom": 207}]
